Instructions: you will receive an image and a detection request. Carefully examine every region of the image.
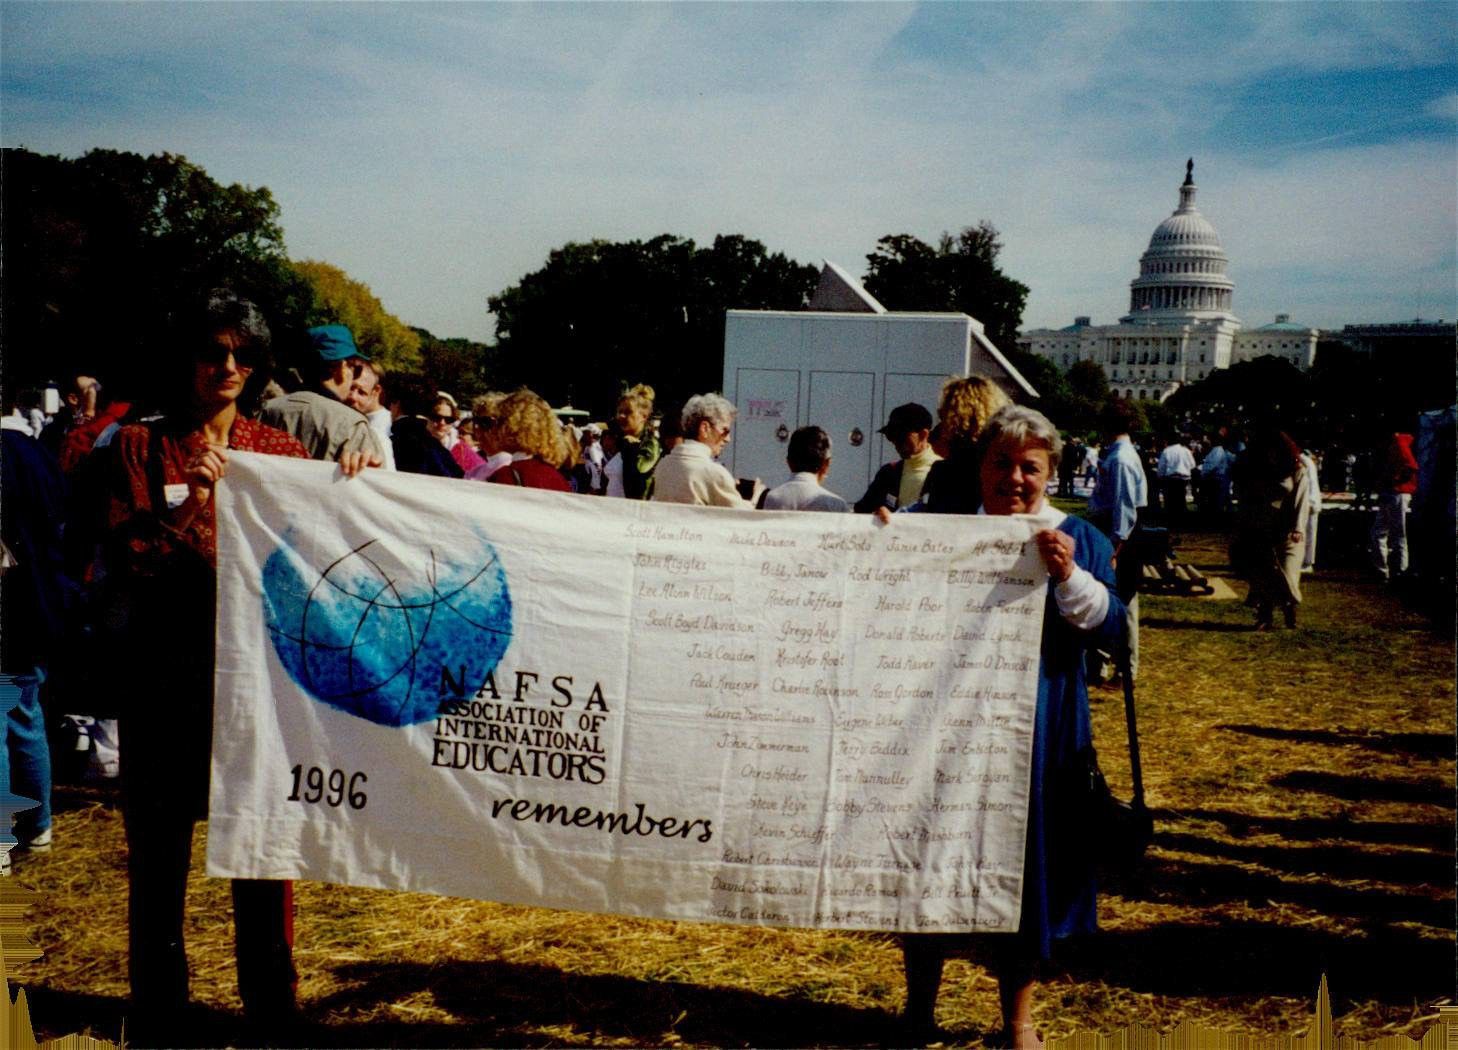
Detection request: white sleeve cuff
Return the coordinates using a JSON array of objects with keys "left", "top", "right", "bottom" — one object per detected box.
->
[{"left": 1054, "top": 565, "right": 1110, "bottom": 631}]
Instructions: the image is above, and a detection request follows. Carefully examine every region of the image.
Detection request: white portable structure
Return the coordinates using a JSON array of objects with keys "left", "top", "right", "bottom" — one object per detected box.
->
[{"left": 721, "top": 264, "right": 1037, "bottom": 502}]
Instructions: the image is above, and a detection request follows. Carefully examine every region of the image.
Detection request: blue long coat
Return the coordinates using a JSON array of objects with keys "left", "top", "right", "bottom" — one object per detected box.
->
[{"left": 1018, "top": 513, "right": 1126, "bottom": 958}]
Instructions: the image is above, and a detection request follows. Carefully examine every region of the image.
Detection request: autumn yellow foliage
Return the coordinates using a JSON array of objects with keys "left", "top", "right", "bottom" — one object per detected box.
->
[{"left": 294, "top": 259, "right": 423, "bottom": 372}]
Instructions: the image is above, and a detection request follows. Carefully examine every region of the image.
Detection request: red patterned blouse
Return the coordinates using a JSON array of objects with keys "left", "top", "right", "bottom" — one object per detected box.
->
[{"left": 106, "top": 416, "right": 308, "bottom": 579}]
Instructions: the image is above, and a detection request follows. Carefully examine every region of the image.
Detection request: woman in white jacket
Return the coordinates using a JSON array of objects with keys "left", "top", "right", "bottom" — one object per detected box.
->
[{"left": 650, "top": 393, "right": 760, "bottom": 508}]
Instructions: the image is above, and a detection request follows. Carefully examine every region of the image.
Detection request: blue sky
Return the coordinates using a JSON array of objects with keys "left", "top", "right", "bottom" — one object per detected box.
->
[{"left": 3, "top": 2, "right": 1455, "bottom": 343}]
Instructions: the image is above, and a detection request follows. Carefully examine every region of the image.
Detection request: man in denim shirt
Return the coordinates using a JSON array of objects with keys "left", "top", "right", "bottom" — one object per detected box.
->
[{"left": 1087, "top": 400, "right": 1147, "bottom": 682}]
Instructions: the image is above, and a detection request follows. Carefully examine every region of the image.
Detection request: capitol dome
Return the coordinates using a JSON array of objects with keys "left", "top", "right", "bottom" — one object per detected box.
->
[{"left": 1122, "top": 159, "right": 1238, "bottom": 324}]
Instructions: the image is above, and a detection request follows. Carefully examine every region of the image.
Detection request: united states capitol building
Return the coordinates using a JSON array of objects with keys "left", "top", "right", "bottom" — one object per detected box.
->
[{"left": 1018, "top": 160, "right": 1318, "bottom": 402}]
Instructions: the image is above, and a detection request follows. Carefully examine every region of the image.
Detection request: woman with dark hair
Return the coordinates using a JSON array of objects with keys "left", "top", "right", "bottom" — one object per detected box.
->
[
  {"left": 389, "top": 376, "right": 465, "bottom": 478},
  {"left": 101, "top": 290, "right": 370, "bottom": 1034},
  {"left": 432, "top": 395, "right": 486, "bottom": 475},
  {"left": 1231, "top": 427, "right": 1310, "bottom": 628}
]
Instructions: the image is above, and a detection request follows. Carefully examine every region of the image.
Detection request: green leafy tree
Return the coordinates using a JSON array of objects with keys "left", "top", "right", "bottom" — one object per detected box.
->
[
  {"left": 488, "top": 234, "right": 817, "bottom": 415},
  {"left": 1033, "top": 360, "right": 1109, "bottom": 436},
  {"left": 1165, "top": 355, "right": 1313, "bottom": 438},
  {"left": 1004, "top": 347, "right": 1069, "bottom": 405},
  {"left": 1141, "top": 397, "right": 1176, "bottom": 438},
  {"left": 1307, "top": 341, "right": 1449, "bottom": 444},
  {"left": 293, "top": 260, "right": 422, "bottom": 374},
  {"left": 410, "top": 327, "right": 498, "bottom": 404},
  {"left": 1067, "top": 360, "right": 1109, "bottom": 402},
  {"left": 1, "top": 147, "right": 311, "bottom": 402},
  {"left": 862, "top": 222, "right": 1030, "bottom": 353}
]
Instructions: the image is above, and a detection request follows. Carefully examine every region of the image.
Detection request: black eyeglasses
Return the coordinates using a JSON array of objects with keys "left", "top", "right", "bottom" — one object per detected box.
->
[{"left": 431, "top": 413, "right": 456, "bottom": 424}]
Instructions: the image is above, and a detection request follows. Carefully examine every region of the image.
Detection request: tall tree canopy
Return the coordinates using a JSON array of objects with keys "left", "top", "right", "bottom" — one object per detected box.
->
[
  {"left": 862, "top": 222, "right": 1029, "bottom": 354},
  {"left": 293, "top": 260, "right": 422, "bottom": 374},
  {"left": 1067, "top": 360, "right": 1110, "bottom": 402},
  {"left": 1165, "top": 346, "right": 1444, "bottom": 448},
  {"left": 1, "top": 147, "right": 311, "bottom": 400},
  {"left": 1041, "top": 360, "right": 1112, "bottom": 437},
  {"left": 1165, "top": 355, "right": 1318, "bottom": 441},
  {"left": 488, "top": 234, "right": 818, "bottom": 415},
  {"left": 411, "top": 328, "right": 498, "bottom": 404}
]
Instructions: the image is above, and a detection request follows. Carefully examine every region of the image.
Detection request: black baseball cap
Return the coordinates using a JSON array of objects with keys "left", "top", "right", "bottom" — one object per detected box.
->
[{"left": 878, "top": 402, "right": 933, "bottom": 437}]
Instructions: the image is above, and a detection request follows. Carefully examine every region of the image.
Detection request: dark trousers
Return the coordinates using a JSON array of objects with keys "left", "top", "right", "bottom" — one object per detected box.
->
[
  {"left": 1087, "top": 512, "right": 1143, "bottom": 681},
  {"left": 1160, "top": 477, "right": 1188, "bottom": 520},
  {"left": 114, "top": 618, "right": 297, "bottom": 1021},
  {"left": 123, "top": 799, "right": 297, "bottom": 1016}
]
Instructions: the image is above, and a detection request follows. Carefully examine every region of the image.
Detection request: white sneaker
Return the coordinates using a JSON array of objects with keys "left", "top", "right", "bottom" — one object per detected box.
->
[{"left": 17, "top": 827, "right": 51, "bottom": 854}]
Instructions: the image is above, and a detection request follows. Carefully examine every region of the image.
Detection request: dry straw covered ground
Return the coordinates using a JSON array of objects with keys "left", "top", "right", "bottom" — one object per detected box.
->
[{"left": 11, "top": 518, "right": 1455, "bottom": 1047}]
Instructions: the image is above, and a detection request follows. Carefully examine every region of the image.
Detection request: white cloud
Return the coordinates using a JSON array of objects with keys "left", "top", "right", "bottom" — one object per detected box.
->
[
  {"left": 2, "top": 2, "right": 1453, "bottom": 341},
  {"left": 1428, "top": 91, "right": 1458, "bottom": 120}
]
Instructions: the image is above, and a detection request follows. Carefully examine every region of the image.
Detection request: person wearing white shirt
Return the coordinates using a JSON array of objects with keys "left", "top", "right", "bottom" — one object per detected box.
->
[
  {"left": 761, "top": 426, "right": 849, "bottom": 513},
  {"left": 1156, "top": 436, "right": 1196, "bottom": 520},
  {"left": 1299, "top": 448, "right": 1323, "bottom": 573},
  {"left": 2, "top": 408, "right": 37, "bottom": 436},
  {"left": 651, "top": 393, "right": 760, "bottom": 508},
  {"left": 580, "top": 424, "right": 607, "bottom": 494},
  {"left": 602, "top": 447, "right": 626, "bottom": 497},
  {"left": 346, "top": 361, "right": 396, "bottom": 470}
]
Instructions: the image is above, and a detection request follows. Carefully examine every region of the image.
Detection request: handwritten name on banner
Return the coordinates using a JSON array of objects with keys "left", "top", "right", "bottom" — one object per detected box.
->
[{"left": 207, "top": 453, "right": 1048, "bottom": 933}]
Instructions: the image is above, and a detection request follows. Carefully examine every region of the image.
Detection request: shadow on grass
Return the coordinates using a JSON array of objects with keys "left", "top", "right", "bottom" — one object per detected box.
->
[
  {"left": 25, "top": 915, "right": 1452, "bottom": 1049},
  {"left": 49, "top": 782, "right": 122, "bottom": 816},
  {"left": 1215, "top": 724, "right": 1454, "bottom": 759},
  {"left": 1108, "top": 850, "right": 1451, "bottom": 930},
  {"left": 1270, "top": 770, "right": 1454, "bottom": 808},
  {"left": 1141, "top": 617, "right": 1254, "bottom": 632},
  {"left": 1160, "top": 806, "right": 1453, "bottom": 851},
  {"left": 302, "top": 958, "right": 906, "bottom": 1048},
  {"left": 26, "top": 987, "right": 236, "bottom": 1050},
  {"left": 1057, "top": 918, "right": 1453, "bottom": 1009},
  {"left": 1151, "top": 831, "right": 1451, "bottom": 887},
  {"left": 27, "top": 963, "right": 910, "bottom": 1049}
]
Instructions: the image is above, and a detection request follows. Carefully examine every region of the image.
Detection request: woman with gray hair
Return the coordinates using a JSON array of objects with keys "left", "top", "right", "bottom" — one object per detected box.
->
[
  {"left": 889, "top": 403, "right": 1125, "bottom": 1049},
  {"left": 650, "top": 393, "right": 759, "bottom": 507}
]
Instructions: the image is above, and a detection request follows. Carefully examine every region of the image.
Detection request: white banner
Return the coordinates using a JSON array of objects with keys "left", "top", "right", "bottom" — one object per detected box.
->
[{"left": 207, "top": 453, "right": 1048, "bottom": 933}]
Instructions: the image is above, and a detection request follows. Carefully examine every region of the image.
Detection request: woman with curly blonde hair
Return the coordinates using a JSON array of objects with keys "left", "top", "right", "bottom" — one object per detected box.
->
[
  {"left": 606, "top": 382, "right": 661, "bottom": 499},
  {"left": 464, "top": 391, "right": 512, "bottom": 480},
  {"left": 920, "top": 374, "right": 1012, "bottom": 514},
  {"left": 487, "top": 388, "right": 571, "bottom": 491}
]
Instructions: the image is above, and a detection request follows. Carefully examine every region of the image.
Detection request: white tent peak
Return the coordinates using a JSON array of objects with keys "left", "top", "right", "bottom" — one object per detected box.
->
[{"left": 808, "top": 260, "right": 886, "bottom": 314}]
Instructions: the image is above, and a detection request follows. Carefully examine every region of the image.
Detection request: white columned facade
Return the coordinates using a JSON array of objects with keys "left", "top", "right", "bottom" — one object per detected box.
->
[{"left": 1018, "top": 160, "right": 1318, "bottom": 402}]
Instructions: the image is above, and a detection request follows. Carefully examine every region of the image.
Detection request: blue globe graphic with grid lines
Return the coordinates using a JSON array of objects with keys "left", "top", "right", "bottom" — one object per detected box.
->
[{"left": 261, "top": 536, "right": 512, "bottom": 727}]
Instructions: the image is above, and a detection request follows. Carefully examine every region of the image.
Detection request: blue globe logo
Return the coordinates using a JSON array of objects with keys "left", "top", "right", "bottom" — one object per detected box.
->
[{"left": 261, "top": 535, "right": 513, "bottom": 727}]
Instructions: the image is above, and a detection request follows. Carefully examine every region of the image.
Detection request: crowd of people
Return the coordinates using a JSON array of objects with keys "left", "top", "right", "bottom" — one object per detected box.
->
[
  {"left": 0, "top": 290, "right": 1444, "bottom": 1047},
  {"left": 1046, "top": 417, "right": 1442, "bottom": 631}
]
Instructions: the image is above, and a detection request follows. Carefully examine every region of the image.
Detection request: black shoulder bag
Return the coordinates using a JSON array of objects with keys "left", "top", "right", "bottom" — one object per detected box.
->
[{"left": 1070, "top": 647, "right": 1154, "bottom": 871}]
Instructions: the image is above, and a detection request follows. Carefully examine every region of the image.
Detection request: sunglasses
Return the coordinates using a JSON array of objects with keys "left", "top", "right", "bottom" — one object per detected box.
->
[
  {"left": 193, "top": 344, "right": 259, "bottom": 370},
  {"left": 431, "top": 413, "right": 457, "bottom": 424}
]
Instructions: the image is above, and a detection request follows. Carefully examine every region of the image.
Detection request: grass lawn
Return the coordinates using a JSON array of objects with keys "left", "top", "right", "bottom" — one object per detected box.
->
[{"left": 10, "top": 520, "right": 1454, "bottom": 1047}]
